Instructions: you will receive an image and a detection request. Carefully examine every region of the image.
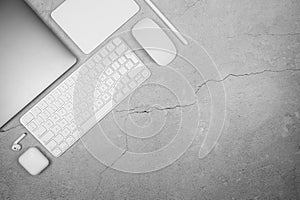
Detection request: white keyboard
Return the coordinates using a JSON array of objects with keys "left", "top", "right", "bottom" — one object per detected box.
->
[{"left": 20, "top": 37, "right": 151, "bottom": 157}]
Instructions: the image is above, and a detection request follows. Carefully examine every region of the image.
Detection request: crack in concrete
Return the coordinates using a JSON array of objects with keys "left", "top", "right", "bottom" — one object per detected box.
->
[
  {"left": 91, "top": 116, "right": 131, "bottom": 199},
  {"left": 195, "top": 68, "right": 300, "bottom": 94},
  {"left": 91, "top": 150, "right": 128, "bottom": 200},
  {"left": 290, "top": 165, "right": 299, "bottom": 199},
  {"left": 246, "top": 32, "right": 300, "bottom": 37},
  {"left": 227, "top": 32, "right": 300, "bottom": 39},
  {"left": 182, "top": 0, "right": 203, "bottom": 14},
  {"left": 115, "top": 105, "right": 144, "bottom": 114},
  {"left": 124, "top": 128, "right": 129, "bottom": 151},
  {"left": 115, "top": 102, "right": 197, "bottom": 115},
  {"left": 174, "top": 0, "right": 203, "bottom": 18}
]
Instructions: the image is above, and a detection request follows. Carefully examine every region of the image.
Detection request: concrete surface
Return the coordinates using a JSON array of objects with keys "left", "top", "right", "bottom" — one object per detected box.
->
[{"left": 1, "top": 0, "right": 300, "bottom": 199}]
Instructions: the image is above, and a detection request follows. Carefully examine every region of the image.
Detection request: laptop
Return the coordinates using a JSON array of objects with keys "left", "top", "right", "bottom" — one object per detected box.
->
[
  {"left": 0, "top": 0, "right": 77, "bottom": 128},
  {"left": 3, "top": 0, "right": 146, "bottom": 157}
]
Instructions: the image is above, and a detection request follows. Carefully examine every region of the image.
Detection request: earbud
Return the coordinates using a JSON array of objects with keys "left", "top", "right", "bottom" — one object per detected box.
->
[
  {"left": 11, "top": 133, "right": 27, "bottom": 152},
  {"left": 12, "top": 143, "right": 22, "bottom": 151}
]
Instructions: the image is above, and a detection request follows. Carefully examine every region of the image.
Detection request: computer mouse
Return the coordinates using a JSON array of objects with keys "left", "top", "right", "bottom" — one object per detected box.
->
[{"left": 132, "top": 18, "right": 177, "bottom": 66}]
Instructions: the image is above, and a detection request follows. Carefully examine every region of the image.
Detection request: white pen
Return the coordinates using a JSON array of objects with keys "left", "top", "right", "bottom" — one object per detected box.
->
[{"left": 144, "top": 0, "right": 189, "bottom": 45}]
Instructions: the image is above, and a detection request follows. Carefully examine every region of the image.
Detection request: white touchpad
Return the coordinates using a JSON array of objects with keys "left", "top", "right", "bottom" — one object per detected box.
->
[{"left": 51, "top": 0, "right": 140, "bottom": 54}]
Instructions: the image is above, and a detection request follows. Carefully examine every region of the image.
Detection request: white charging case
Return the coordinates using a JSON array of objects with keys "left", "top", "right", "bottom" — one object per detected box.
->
[{"left": 18, "top": 147, "right": 50, "bottom": 175}]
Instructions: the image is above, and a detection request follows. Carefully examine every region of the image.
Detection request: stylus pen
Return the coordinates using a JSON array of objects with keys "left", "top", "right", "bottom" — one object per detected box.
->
[{"left": 144, "top": 0, "right": 189, "bottom": 45}]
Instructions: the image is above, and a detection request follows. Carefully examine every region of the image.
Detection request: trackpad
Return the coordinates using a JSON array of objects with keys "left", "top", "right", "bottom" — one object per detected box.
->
[{"left": 51, "top": 0, "right": 139, "bottom": 54}]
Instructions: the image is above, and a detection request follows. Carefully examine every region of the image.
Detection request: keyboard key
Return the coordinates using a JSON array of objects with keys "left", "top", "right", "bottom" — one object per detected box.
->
[
  {"left": 46, "top": 140, "right": 57, "bottom": 150},
  {"left": 100, "top": 48, "right": 109, "bottom": 57},
  {"left": 87, "top": 69, "right": 97, "bottom": 78},
  {"left": 129, "top": 81, "right": 137, "bottom": 89},
  {"left": 103, "top": 58, "right": 111, "bottom": 66},
  {"left": 125, "top": 52, "right": 139, "bottom": 63},
  {"left": 66, "top": 136, "right": 75, "bottom": 146},
  {"left": 87, "top": 60, "right": 96, "bottom": 68},
  {"left": 54, "top": 134, "right": 64, "bottom": 144},
  {"left": 113, "top": 38, "right": 122, "bottom": 46},
  {"left": 21, "top": 113, "right": 34, "bottom": 124},
  {"left": 116, "top": 44, "right": 127, "bottom": 55},
  {"left": 100, "top": 85, "right": 108, "bottom": 92},
  {"left": 80, "top": 66, "right": 88, "bottom": 74},
  {"left": 125, "top": 61, "right": 134, "bottom": 69},
  {"left": 52, "top": 148, "right": 62, "bottom": 157},
  {"left": 43, "top": 110, "right": 51, "bottom": 118},
  {"left": 112, "top": 72, "right": 121, "bottom": 81},
  {"left": 109, "top": 88, "right": 116, "bottom": 96},
  {"left": 68, "top": 123, "right": 77, "bottom": 132},
  {"left": 65, "top": 78, "right": 75, "bottom": 87},
  {"left": 137, "top": 76, "right": 146, "bottom": 84},
  {"left": 61, "top": 128, "right": 71, "bottom": 138},
  {"left": 94, "top": 89, "right": 101, "bottom": 98},
  {"left": 94, "top": 99, "right": 103, "bottom": 108},
  {"left": 122, "top": 86, "right": 130, "bottom": 94},
  {"left": 34, "top": 126, "right": 46, "bottom": 137},
  {"left": 106, "top": 42, "right": 115, "bottom": 52},
  {"left": 50, "top": 114, "right": 60, "bottom": 123},
  {"left": 64, "top": 103, "right": 73, "bottom": 111},
  {"left": 134, "top": 74, "right": 142, "bottom": 81},
  {"left": 73, "top": 130, "right": 81, "bottom": 139},
  {"left": 38, "top": 111, "right": 48, "bottom": 121},
  {"left": 105, "top": 68, "right": 113, "bottom": 76},
  {"left": 114, "top": 93, "right": 124, "bottom": 102},
  {"left": 131, "top": 56, "right": 139, "bottom": 63},
  {"left": 43, "top": 120, "right": 53, "bottom": 130},
  {"left": 93, "top": 54, "right": 102, "bottom": 63},
  {"left": 41, "top": 131, "right": 54, "bottom": 143},
  {"left": 54, "top": 99, "right": 64, "bottom": 108},
  {"left": 61, "top": 94, "right": 71, "bottom": 102},
  {"left": 31, "top": 106, "right": 41, "bottom": 117},
  {"left": 57, "top": 119, "right": 68, "bottom": 128},
  {"left": 51, "top": 89, "right": 61, "bottom": 98},
  {"left": 45, "top": 95, "right": 55, "bottom": 104},
  {"left": 27, "top": 121, "right": 37, "bottom": 132},
  {"left": 142, "top": 69, "right": 151, "bottom": 78},
  {"left": 128, "top": 67, "right": 143, "bottom": 78},
  {"left": 96, "top": 63, "right": 105, "bottom": 72},
  {"left": 35, "top": 116, "right": 44, "bottom": 125},
  {"left": 100, "top": 74, "right": 107, "bottom": 82},
  {"left": 51, "top": 125, "right": 61, "bottom": 133},
  {"left": 106, "top": 78, "right": 114, "bottom": 86},
  {"left": 46, "top": 106, "right": 56, "bottom": 115},
  {"left": 112, "top": 62, "right": 120, "bottom": 70},
  {"left": 118, "top": 56, "right": 126, "bottom": 64},
  {"left": 39, "top": 101, "right": 48, "bottom": 110},
  {"left": 59, "top": 142, "right": 69, "bottom": 151},
  {"left": 65, "top": 113, "right": 74, "bottom": 122},
  {"left": 121, "top": 76, "right": 130, "bottom": 84},
  {"left": 58, "top": 83, "right": 68, "bottom": 92},
  {"left": 57, "top": 108, "right": 67, "bottom": 116},
  {"left": 119, "top": 67, "right": 127, "bottom": 75},
  {"left": 116, "top": 82, "right": 123, "bottom": 90},
  {"left": 103, "top": 94, "right": 110, "bottom": 101}
]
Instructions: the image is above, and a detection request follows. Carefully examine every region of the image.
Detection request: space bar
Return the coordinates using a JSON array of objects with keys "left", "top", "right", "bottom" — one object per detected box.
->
[{"left": 81, "top": 101, "right": 113, "bottom": 133}]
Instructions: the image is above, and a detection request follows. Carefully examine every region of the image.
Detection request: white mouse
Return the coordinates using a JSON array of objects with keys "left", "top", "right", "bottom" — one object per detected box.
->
[{"left": 132, "top": 18, "right": 177, "bottom": 66}]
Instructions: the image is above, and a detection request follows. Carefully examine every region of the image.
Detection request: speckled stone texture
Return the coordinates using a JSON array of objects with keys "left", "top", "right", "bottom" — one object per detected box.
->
[{"left": 1, "top": 0, "right": 300, "bottom": 199}]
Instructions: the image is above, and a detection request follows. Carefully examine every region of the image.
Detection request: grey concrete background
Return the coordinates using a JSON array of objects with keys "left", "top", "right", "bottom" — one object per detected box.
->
[{"left": 1, "top": 0, "right": 300, "bottom": 199}]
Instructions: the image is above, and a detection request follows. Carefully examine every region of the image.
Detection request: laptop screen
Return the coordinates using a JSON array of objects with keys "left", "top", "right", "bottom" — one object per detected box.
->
[{"left": 0, "top": 0, "right": 76, "bottom": 128}]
